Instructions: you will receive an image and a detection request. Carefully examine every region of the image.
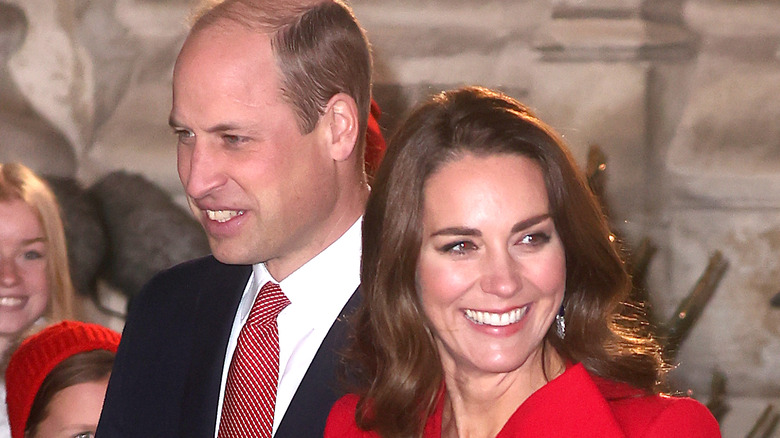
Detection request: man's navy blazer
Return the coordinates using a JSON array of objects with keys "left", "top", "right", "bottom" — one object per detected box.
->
[{"left": 96, "top": 255, "right": 359, "bottom": 437}]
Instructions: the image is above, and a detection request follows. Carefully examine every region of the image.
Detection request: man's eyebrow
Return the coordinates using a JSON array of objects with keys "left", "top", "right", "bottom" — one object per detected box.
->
[
  {"left": 204, "top": 123, "right": 243, "bottom": 133},
  {"left": 167, "top": 117, "right": 245, "bottom": 134}
]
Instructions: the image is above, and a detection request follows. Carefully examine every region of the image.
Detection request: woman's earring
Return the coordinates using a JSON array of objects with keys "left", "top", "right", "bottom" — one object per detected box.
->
[{"left": 555, "top": 305, "right": 565, "bottom": 339}]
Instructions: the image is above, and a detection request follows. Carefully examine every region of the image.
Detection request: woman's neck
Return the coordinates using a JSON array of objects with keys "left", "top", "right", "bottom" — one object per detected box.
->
[{"left": 440, "top": 345, "right": 565, "bottom": 438}]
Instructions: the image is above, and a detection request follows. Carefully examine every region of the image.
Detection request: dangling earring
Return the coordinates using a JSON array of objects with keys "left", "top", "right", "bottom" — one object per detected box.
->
[{"left": 555, "top": 305, "right": 565, "bottom": 339}]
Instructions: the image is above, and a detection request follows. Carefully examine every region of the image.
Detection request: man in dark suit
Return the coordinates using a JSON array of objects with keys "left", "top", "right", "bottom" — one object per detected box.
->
[{"left": 96, "top": 1, "right": 375, "bottom": 436}]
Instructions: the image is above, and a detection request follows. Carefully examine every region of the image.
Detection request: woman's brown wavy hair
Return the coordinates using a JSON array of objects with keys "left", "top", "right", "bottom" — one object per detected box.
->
[{"left": 344, "top": 86, "right": 665, "bottom": 437}]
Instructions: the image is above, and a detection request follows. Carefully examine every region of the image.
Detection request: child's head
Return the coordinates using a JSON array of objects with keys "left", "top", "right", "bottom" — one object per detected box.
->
[
  {"left": 5, "top": 321, "right": 120, "bottom": 438},
  {"left": 0, "top": 163, "right": 76, "bottom": 348}
]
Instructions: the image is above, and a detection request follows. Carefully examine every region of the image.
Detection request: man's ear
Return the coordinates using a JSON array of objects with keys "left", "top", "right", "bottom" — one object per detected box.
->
[{"left": 322, "top": 93, "right": 359, "bottom": 162}]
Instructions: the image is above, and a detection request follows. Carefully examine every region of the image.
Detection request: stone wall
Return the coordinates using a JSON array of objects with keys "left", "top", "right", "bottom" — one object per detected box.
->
[{"left": 2, "top": 0, "right": 779, "bottom": 435}]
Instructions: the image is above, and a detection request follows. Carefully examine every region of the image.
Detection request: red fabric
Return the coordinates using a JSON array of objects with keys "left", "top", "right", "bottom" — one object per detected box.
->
[
  {"left": 364, "top": 99, "right": 386, "bottom": 177},
  {"left": 218, "top": 282, "right": 290, "bottom": 438},
  {"left": 325, "top": 363, "right": 721, "bottom": 437},
  {"left": 5, "top": 321, "right": 121, "bottom": 438}
]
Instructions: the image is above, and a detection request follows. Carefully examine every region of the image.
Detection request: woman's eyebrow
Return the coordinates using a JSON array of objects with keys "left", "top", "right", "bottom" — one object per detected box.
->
[
  {"left": 510, "top": 214, "right": 551, "bottom": 233},
  {"left": 431, "top": 227, "right": 481, "bottom": 238},
  {"left": 430, "top": 214, "right": 551, "bottom": 238}
]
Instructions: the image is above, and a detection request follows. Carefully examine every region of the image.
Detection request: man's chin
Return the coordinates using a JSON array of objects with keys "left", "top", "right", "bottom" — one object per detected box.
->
[{"left": 208, "top": 241, "right": 255, "bottom": 266}]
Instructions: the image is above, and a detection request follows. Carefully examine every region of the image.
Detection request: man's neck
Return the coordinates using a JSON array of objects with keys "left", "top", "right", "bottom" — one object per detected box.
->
[
  {"left": 266, "top": 210, "right": 365, "bottom": 281},
  {"left": 266, "top": 174, "right": 368, "bottom": 280}
]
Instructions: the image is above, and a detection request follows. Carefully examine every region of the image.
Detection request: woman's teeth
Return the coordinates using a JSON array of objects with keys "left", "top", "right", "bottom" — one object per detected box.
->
[{"left": 465, "top": 307, "right": 527, "bottom": 326}]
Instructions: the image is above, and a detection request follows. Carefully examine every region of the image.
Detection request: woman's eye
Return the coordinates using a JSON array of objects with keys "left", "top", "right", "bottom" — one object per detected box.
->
[
  {"left": 440, "top": 241, "right": 477, "bottom": 255},
  {"left": 520, "top": 232, "right": 551, "bottom": 246},
  {"left": 72, "top": 432, "right": 95, "bottom": 438}
]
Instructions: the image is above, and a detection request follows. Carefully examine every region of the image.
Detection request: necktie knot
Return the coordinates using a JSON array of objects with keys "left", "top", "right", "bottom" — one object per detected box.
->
[{"left": 248, "top": 282, "right": 290, "bottom": 326}]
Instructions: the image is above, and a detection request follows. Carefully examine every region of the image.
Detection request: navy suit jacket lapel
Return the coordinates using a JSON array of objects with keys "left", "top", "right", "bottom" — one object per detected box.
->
[
  {"left": 275, "top": 287, "right": 362, "bottom": 438},
  {"left": 180, "top": 263, "right": 252, "bottom": 437}
]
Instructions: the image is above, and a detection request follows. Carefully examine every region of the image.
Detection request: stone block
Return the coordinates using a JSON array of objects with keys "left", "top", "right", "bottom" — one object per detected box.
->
[
  {"left": 534, "top": 17, "right": 695, "bottom": 61},
  {"left": 719, "top": 396, "right": 780, "bottom": 438},
  {"left": 357, "top": 1, "right": 543, "bottom": 87},
  {"left": 664, "top": 210, "right": 780, "bottom": 399},
  {"left": 85, "top": 78, "right": 180, "bottom": 197},
  {"left": 0, "top": 110, "right": 77, "bottom": 178},
  {"left": 666, "top": 58, "right": 780, "bottom": 208},
  {"left": 641, "top": 0, "right": 685, "bottom": 23},
  {"left": 114, "top": 0, "right": 193, "bottom": 38},
  {"left": 374, "top": 47, "right": 536, "bottom": 88},
  {"left": 0, "top": 2, "right": 76, "bottom": 177},
  {"left": 552, "top": 0, "right": 642, "bottom": 19},
  {"left": 6, "top": 0, "right": 92, "bottom": 152},
  {"left": 530, "top": 62, "right": 649, "bottom": 228},
  {"left": 83, "top": 35, "right": 184, "bottom": 197},
  {"left": 685, "top": 1, "right": 780, "bottom": 37},
  {"left": 373, "top": 83, "right": 529, "bottom": 137}
]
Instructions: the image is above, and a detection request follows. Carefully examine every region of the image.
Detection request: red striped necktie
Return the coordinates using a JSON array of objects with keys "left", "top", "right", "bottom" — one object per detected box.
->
[{"left": 218, "top": 281, "right": 290, "bottom": 438}]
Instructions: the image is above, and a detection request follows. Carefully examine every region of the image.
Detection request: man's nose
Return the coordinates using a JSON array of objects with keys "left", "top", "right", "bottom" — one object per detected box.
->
[{"left": 180, "top": 142, "right": 227, "bottom": 199}]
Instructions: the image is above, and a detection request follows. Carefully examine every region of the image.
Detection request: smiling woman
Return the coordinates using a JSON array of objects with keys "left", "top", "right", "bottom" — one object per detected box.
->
[{"left": 325, "top": 87, "right": 721, "bottom": 437}]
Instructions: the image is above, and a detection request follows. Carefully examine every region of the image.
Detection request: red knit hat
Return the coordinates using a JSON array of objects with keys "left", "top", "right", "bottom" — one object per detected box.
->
[{"left": 4, "top": 320, "right": 121, "bottom": 438}]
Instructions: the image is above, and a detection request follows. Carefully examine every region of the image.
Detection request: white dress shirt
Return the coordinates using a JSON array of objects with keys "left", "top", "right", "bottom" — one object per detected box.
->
[
  {"left": 215, "top": 217, "right": 361, "bottom": 436},
  {"left": 0, "top": 381, "right": 10, "bottom": 438}
]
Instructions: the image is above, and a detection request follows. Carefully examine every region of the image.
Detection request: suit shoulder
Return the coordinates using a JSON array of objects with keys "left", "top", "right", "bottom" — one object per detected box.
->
[
  {"left": 135, "top": 256, "right": 250, "bottom": 301},
  {"left": 150, "top": 255, "right": 248, "bottom": 283}
]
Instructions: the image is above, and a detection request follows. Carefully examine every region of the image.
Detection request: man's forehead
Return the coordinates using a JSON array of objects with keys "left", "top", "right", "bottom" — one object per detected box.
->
[
  {"left": 175, "top": 25, "right": 276, "bottom": 81},
  {"left": 189, "top": 0, "right": 333, "bottom": 35}
]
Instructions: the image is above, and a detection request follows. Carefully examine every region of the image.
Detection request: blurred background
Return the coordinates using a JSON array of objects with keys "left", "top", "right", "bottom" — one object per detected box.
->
[{"left": 1, "top": 0, "right": 779, "bottom": 435}]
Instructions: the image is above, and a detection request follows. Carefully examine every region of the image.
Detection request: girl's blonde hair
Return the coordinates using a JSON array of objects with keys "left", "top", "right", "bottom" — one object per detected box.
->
[{"left": 0, "top": 162, "right": 76, "bottom": 324}]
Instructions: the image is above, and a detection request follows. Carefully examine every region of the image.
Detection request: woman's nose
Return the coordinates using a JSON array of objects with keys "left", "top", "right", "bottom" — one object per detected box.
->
[{"left": 479, "top": 250, "right": 521, "bottom": 297}]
